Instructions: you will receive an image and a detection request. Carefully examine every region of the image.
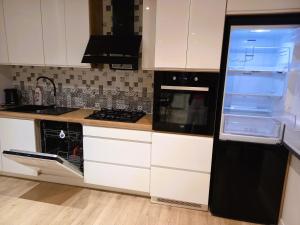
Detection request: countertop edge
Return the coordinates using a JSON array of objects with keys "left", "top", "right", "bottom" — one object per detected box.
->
[{"left": 0, "top": 109, "right": 153, "bottom": 132}]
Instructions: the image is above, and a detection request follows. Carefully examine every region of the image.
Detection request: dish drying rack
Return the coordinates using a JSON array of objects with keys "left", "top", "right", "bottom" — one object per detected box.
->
[{"left": 41, "top": 122, "right": 83, "bottom": 170}]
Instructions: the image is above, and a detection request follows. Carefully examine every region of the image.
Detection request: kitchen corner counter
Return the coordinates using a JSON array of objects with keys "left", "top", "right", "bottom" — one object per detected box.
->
[{"left": 0, "top": 109, "right": 153, "bottom": 131}]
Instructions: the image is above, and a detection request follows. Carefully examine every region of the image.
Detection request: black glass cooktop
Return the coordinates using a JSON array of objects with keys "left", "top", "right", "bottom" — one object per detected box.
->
[{"left": 85, "top": 109, "right": 146, "bottom": 123}]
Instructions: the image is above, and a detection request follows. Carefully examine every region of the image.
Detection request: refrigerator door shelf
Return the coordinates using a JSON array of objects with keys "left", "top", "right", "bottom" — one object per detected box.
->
[
  {"left": 284, "top": 127, "right": 300, "bottom": 157},
  {"left": 279, "top": 112, "right": 300, "bottom": 131}
]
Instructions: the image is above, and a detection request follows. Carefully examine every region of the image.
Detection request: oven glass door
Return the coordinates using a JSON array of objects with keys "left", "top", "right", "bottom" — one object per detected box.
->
[{"left": 154, "top": 85, "right": 214, "bottom": 134}]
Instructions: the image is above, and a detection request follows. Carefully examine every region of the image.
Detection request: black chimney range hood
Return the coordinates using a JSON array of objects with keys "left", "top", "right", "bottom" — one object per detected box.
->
[{"left": 82, "top": 0, "right": 142, "bottom": 70}]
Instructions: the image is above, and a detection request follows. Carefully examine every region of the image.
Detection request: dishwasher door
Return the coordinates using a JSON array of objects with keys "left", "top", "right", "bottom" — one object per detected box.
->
[{"left": 3, "top": 150, "right": 83, "bottom": 178}]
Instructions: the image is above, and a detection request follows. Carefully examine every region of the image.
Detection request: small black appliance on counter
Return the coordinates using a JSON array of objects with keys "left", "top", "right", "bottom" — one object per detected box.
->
[{"left": 4, "top": 89, "right": 19, "bottom": 106}]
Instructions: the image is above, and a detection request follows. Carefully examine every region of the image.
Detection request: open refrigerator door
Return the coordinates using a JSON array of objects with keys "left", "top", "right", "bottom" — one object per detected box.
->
[
  {"left": 282, "top": 28, "right": 300, "bottom": 156},
  {"left": 220, "top": 25, "right": 300, "bottom": 145}
]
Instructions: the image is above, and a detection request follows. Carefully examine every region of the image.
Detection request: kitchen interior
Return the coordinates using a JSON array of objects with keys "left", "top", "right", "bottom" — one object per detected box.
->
[{"left": 0, "top": 0, "right": 299, "bottom": 225}]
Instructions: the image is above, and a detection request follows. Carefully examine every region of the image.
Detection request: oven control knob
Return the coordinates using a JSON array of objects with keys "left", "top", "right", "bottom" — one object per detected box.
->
[
  {"left": 172, "top": 76, "right": 177, "bottom": 81},
  {"left": 194, "top": 77, "right": 199, "bottom": 82}
]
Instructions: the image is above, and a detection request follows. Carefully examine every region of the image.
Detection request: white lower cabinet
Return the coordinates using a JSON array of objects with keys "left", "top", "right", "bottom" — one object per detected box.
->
[
  {"left": 84, "top": 161, "right": 150, "bottom": 193},
  {"left": 83, "top": 126, "right": 152, "bottom": 193},
  {"left": 151, "top": 132, "right": 213, "bottom": 206},
  {"left": 0, "top": 118, "right": 37, "bottom": 176},
  {"left": 151, "top": 167, "right": 210, "bottom": 205}
]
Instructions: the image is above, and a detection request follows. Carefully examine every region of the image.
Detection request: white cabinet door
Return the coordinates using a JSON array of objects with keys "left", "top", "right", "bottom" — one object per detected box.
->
[
  {"left": 152, "top": 133, "right": 213, "bottom": 172},
  {"left": 0, "top": 118, "right": 37, "bottom": 176},
  {"left": 227, "top": 0, "right": 300, "bottom": 14},
  {"left": 0, "top": 0, "right": 8, "bottom": 64},
  {"left": 186, "top": 0, "right": 226, "bottom": 71},
  {"left": 151, "top": 167, "right": 210, "bottom": 205},
  {"left": 3, "top": 0, "right": 44, "bottom": 65},
  {"left": 142, "top": 0, "right": 157, "bottom": 70},
  {"left": 65, "top": 0, "right": 90, "bottom": 67},
  {"left": 154, "top": 0, "right": 190, "bottom": 69},
  {"left": 41, "top": 0, "right": 67, "bottom": 66}
]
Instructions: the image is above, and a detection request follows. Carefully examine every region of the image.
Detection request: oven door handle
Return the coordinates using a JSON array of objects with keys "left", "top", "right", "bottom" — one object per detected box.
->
[{"left": 161, "top": 86, "right": 209, "bottom": 92}]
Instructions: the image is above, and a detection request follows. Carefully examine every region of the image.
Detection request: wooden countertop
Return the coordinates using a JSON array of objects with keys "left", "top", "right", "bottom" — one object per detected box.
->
[{"left": 0, "top": 109, "right": 153, "bottom": 131}]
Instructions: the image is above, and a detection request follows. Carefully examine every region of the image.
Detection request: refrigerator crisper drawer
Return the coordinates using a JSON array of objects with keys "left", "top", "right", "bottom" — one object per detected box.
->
[{"left": 223, "top": 115, "right": 281, "bottom": 138}]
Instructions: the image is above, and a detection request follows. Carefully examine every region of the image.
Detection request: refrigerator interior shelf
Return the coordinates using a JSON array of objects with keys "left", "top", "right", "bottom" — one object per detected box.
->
[
  {"left": 225, "top": 92, "right": 283, "bottom": 98},
  {"left": 224, "top": 107, "right": 272, "bottom": 114},
  {"left": 223, "top": 114, "right": 282, "bottom": 138},
  {"left": 227, "top": 70, "right": 287, "bottom": 77},
  {"left": 228, "top": 46, "right": 291, "bottom": 72},
  {"left": 224, "top": 110, "right": 274, "bottom": 118},
  {"left": 227, "top": 68, "right": 288, "bottom": 74}
]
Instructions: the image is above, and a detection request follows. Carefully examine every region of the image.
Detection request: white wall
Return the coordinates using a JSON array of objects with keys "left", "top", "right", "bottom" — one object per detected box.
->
[
  {"left": 0, "top": 66, "right": 13, "bottom": 104},
  {"left": 280, "top": 155, "right": 300, "bottom": 225}
]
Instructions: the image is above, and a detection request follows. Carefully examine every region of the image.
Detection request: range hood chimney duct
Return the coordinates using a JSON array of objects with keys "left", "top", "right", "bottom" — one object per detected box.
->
[{"left": 82, "top": 0, "right": 142, "bottom": 70}]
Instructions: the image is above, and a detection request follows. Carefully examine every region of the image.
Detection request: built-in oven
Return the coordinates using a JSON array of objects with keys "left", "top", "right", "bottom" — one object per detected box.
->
[{"left": 153, "top": 71, "right": 219, "bottom": 135}]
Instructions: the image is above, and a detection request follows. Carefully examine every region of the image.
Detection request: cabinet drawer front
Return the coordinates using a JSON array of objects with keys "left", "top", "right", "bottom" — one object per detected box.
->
[
  {"left": 84, "top": 161, "right": 150, "bottom": 193},
  {"left": 150, "top": 167, "right": 210, "bottom": 205},
  {"left": 152, "top": 133, "right": 213, "bottom": 172},
  {"left": 83, "top": 126, "right": 152, "bottom": 142},
  {"left": 83, "top": 137, "right": 151, "bottom": 168}
]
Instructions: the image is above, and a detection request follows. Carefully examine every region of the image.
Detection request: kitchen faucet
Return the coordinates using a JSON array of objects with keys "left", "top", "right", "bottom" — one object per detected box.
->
[{"left": 36, "top": 76, "right": 57, "bottom": 105}]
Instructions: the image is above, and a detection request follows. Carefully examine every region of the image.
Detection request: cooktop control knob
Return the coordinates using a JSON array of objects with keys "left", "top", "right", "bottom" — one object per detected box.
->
[
  {"left": 194, "top": 77, "right": 199, "bottom": 82},
  {"left": 172, "top": 76, "right": 177, "bottom": 81}
]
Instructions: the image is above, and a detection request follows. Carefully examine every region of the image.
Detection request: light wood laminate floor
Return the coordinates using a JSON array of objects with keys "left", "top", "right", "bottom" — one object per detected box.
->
[{"left": 0, "top": 176, "right": 258, "bottom": 225}]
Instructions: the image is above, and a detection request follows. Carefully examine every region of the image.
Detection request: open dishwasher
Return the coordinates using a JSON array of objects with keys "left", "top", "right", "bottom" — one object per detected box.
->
[{"left": 3, "top": 120, "right": 83, "bottom": 178}]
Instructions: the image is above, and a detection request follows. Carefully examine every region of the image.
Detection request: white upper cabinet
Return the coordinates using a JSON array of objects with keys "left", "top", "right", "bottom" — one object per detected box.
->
[
  {"left": 186, "top": 0, "right": 226, "bottom": 71},
  {"left": 0, "top": 0, "right": 8, "bottom": 64},
  {"left": 65, "top": 0, "right": 90, "bottom": 67},
  {"left": 142, "top": 0, "right": 157, "bottom": 70},
  {"left": 143, "top": 0, "right": 226, "bottom": 71},
  {"left": 41, "top": 0, "right": 67, "bottom": 66},
  {"left": 154, "top": 0, "right": 190, "bottom": 70},
  {"left": 3, "top": 0, "right": 44, "bottom": 65},
  {"left": 1, "top": 0, "right": 89, "bottom": 67},
  {"left": 227, "top": 0, "right": 300, "bottom": 14}
]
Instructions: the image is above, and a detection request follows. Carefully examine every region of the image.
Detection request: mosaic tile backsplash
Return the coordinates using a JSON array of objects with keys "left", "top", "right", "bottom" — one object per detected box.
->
[{"left": 12, "top": 66, "right": 154, "bottom": 113}]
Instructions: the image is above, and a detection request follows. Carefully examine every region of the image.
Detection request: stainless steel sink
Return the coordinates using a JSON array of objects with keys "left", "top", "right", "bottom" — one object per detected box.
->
[{"left": 3, "top": 105, "right": 78, "bottom": 115}]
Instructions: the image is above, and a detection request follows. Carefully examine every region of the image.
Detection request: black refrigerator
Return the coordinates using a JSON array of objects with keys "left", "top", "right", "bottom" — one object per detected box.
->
[{"left": 209, "top": 13, "right": 300, "bottom": 224}]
